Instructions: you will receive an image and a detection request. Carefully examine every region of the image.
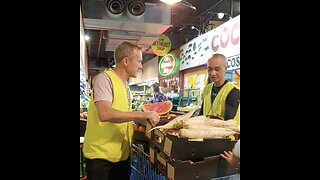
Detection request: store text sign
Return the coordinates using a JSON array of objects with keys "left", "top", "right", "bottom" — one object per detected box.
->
[
  {"left": 212, "top": 21, "right": 239, "bottom": 53},
  {"left": 158, "top": 54, "right": 178, "bottom": 76},
  {"left": 152, "top": 34, "right": 172, "bottom": 56},
  {"left": 226, "top": 54, "right": 240, "bottom": 70},
  {"left": 179, "top": 15, "right": 240, "bottom": 71}
]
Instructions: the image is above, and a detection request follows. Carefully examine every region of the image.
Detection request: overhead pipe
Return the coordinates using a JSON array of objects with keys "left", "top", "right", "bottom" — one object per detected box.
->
[
  {"left": 85, "top": 26, "right": 145, "bottom": 34},
  {"left": 86, "top": 27, "right": 145, "bottom": 43},
  {"left": 126, "top": 0, "right": 146, "bottom": 20},
  {"left": 107, "top": 37, "right": 140, "bottom": 41},
  {"left": 230, "top": 0, "right": 234, "bottom": 17},
  {"left": 87, "top": 27, "right": 147, "bottom": 51},
  {"left": 134, "top": 30, "right": 146, "bottom": 44},
  {"left": 106, "top": 0, "right": 125, "bottom": 19},
  {"left": 97, "top": 30, "right": 104, "bottom": 60},
  {"left": 86, "top": 25, "right": 152, "bottom": 55}
]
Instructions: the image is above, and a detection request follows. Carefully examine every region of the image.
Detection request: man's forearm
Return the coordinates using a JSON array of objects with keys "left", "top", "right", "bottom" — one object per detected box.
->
[
  {"left": 95, "top": 101, "right": 149, "bottom": 123},
  {"left": 98, "top": 108, "right": 148, "bottom": 123}
]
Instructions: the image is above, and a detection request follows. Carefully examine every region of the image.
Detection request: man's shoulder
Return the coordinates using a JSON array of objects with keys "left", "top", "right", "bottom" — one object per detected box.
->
[
  {"left": 204, "top": 82, "right": 214, "bottom": 89},
  {"left": 93, "top": 72, "right": 113, "bottom": 89},
  {"left": 231, "top": 86, "right": 240, "bottom": 92},
  {"left": 224, "top": 82, "right": 239, "bottom": 91},
  {"left": 228, "top": 87, "right": 240, "bottom": 98},
  {"left": 95, "top": 72, "right": 111, "bottom": 81}
]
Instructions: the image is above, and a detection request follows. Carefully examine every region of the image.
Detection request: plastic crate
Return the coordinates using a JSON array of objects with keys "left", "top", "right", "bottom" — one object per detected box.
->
[{"left": 131, "top": 144, "right": 166, "bottom": 180}]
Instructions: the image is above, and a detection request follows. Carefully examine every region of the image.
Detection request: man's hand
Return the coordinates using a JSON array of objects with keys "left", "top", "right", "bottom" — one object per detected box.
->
[
  {"left": 146, "top": 111, "right": 160, "bottom": 126},
  {"left": 220, "top": 151, "right": 240, "bottom": 170}
]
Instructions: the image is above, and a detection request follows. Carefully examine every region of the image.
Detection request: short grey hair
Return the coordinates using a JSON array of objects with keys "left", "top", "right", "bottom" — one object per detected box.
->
[{"left": 114, "top": 41, "right": 142, "bottom": 64}]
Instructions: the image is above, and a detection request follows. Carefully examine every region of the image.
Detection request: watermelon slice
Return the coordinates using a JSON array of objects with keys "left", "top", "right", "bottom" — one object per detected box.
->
[{"left": 141, "top": 101, "right": 173, "bottom": 115}]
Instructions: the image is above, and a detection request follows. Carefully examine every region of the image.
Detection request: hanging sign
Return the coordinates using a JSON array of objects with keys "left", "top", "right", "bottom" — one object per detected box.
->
[
  {"left": 158, "top": 54, "right": 178, "bottom": 76},
  {"left": 152, "top": 34, "right": 172, "bottom": 56},
  {"left": 179, "top": 15, "right": 240, "bottom": 71}
]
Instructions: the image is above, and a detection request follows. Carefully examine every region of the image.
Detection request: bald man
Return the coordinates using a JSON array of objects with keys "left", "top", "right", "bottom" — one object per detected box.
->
[{"left": 199, "top": 53, "right": 240, "bottom": 123}]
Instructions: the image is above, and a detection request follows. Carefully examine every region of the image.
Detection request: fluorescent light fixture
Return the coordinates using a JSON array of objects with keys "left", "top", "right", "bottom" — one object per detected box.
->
[{"left": 160, "top": 0, "right": 182, "bottom": 5}]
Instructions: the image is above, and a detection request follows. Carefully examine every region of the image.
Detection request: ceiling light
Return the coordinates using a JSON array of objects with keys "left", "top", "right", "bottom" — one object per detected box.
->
[
  {"left": 84, "top": 35, "right": 90, "bottom": 41},
  {"left": 218, "top": 13, "right": 224, "bottom": 19},
  {"left": 177, "top": 26, "right": 185, "bottom": 32},
  {"left": 191, "top": 26, "right": 201, "bottom": 36},
  {"left": 160, "top": 0, "right": 182, "bottom": 5},
  {"left": 181, "top": 0, "right": 196, "bottom": 10}
]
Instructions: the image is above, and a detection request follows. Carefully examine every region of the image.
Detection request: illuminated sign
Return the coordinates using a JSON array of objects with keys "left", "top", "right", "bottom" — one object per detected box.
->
[
  {"left": 179, "top": 15, "right": 240, "bottom": 71},
  {"left": 158, "top": 54, "right": 179, "bottom": 76},
  {"left": 152, "top": 34, "right": 172, "bottom": 56}
]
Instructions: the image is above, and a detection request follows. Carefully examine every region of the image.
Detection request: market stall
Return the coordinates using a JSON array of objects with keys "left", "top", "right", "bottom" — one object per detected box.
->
[{"left": 79, "top": 6, "right": 240, "bottom": 179}]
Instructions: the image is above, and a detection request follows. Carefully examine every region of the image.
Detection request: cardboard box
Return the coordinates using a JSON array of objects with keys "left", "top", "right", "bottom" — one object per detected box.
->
[
  {"left": 145, "top": 120, "right": 171, "bottom": 139},
  {"left": 167, "top": 156, "right": 221, "bottom": 180},
  {"left": 145, "top": 121, "right": 153, "bottom": 139},
  {"left": 150, "top": 146, "right": 221, "bottom": 180},
  {"left": 133, "top": 130, "right": 149, "bottom": 142},
  {"left": 152, "top": 129, "right": 236, "bottom": 160}
]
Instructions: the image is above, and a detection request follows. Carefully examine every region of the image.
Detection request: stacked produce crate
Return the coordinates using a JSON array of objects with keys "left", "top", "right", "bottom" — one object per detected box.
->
[{"left": 146, "top": 122, "right": 238, "bottom": 180}]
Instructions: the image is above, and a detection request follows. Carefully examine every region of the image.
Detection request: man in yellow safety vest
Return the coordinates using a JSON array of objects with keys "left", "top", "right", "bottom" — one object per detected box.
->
[
  {"left": 83, "top": 41, "right": 160, "bottom": 180},
  {"left": 200, "top": 53, "right": 240, "bottom": 124}
]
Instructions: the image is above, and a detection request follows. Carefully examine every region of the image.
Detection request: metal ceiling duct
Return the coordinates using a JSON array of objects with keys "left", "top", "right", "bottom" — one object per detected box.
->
[
  {"left": 126, "top": 0, "right": 146, "bottom": 20},
  {"left": 106, "top": 0, "right": 125, "bottom": 19},
  {"left": 82, "top": 1, "right": 172, "bottom": 52}
]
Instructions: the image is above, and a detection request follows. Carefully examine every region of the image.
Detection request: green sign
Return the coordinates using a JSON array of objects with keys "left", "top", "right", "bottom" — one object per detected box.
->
[{"left": 158, "top": 54, "right": 179, "bottom": 76}]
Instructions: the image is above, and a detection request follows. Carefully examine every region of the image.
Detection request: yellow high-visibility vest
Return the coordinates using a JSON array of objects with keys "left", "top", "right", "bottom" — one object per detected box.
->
[
  {"left": 83, "top": 69, "right": 133, "bottom": 162},
  {"left": 203, "top": 82, "right": 240, "bottom": 124}
]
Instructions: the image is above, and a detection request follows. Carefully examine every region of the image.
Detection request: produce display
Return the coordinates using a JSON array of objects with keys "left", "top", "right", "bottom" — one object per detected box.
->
[
  {"left": 149, "top": 107, "right": 198, "bottom": 131},
  {"left": 133, "top": 123, "right": 146, "bottom": 132},
  {"left": 141, "top": 101, "right": 173, "bottom": 115},
  {"left": 149, "top": 108, "right": 240, "bottom": 139},
  {"left": 80, "top": 108, "right": 87, "bottom": 119},
  {"left": 160, "top": 113, "right": 177, "bottom": 119},
  {"left": 133, "top": 99, "right": 149, "bottom": 111}
]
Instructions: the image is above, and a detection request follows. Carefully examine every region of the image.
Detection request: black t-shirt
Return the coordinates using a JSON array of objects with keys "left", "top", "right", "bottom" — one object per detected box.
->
[{"left": 199, "top": 80, "right": 240, "bottom": 120}]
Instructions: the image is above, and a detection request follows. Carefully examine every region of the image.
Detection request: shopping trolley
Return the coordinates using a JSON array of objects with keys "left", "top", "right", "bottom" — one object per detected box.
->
[
  {"left": 211, "top": 174, "right": 240, "bottom": 180},
  {"left": 130, "top": 144, "right": 166, "bottom": 180},
  {"left": 80, "top": 143, "right": 86, "bottom": 178},
  {"left": 130, "top": 143, "right": 239, "bottom": 180}
]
